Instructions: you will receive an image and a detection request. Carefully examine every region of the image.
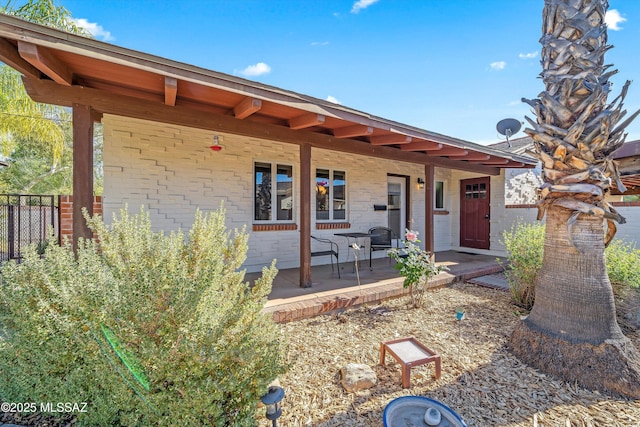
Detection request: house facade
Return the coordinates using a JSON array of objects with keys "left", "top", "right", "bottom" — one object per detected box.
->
[
  {"left": 103, "top": 114, "right": 532, "bottom": 271},
  {"left": 0, "top": 15, "right": 537, "bottom": 283}
]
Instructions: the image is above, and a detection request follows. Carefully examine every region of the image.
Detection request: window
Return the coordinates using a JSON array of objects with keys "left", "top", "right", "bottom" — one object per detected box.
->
[
  {"left": 254, "top": 162, "right": 293, "bottom": 222},
  {"left": 435, "top": 181, "right": 445, "bottom": 209},
  {"left": 464, "top": 182, "right": 486, "bottom": 199},
  {"left": 316, "top": 168, "right": 346, "bottom": 221}
]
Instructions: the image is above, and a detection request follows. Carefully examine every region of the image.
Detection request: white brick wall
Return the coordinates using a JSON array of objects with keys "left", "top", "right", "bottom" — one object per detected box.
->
[{"left": 103, "top": 115, "right": 433, "bottom": 272}]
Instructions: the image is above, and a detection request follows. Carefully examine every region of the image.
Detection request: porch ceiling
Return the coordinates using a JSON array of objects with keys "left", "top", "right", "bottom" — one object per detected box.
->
[{"left": 0, "top": 14, "right": 536, "bottom": 174}]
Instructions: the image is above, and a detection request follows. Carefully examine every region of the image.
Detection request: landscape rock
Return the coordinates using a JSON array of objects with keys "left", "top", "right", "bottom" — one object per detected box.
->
[{"left": 340, "top": 363, "right": 377, "bottom": 392}]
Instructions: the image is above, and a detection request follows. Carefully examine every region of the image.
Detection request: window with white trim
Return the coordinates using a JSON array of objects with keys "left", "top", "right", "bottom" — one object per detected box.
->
[
  {"left": 435, "top": 180, "right": 445, "bottom": 210},
  {"left": 316, "top": 168, "right": 347, "bottom": 221},
  {"left": 254, "top": 162, "right": 294, "bottom": 222}
]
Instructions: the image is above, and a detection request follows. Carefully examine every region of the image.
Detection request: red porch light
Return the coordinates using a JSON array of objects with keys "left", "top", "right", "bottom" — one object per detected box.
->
[{"left": 210, "top": 135, "right": 223, "bottom": 151}]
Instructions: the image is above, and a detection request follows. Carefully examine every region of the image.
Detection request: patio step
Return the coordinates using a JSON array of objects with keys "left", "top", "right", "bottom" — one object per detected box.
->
[{"left": 262, "top": 263, "right": 503, "bottom": 323}]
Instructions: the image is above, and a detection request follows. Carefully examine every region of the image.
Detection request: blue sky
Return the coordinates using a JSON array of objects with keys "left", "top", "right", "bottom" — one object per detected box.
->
[{"left": 60, "top": 0, "right": 640, "bottom": 145}]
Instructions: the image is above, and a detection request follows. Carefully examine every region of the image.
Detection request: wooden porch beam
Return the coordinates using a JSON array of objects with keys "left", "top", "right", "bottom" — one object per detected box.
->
[
  {"left": 0, "top": 38, "right": 41, "bottom": 78},
  {"left": 424, "top": 164, "right": 435, "bottom": 257},
  {"left": 464, "top": 153, "right": 491, "bottom": 161},
  {"left": 369, "top": 134, "right": 412, "bottom": 145},
  {"left": 18, "top": 41, "right": 72, "bottom": 85},
  {"left": 23, "top": 78, "right": 504, "bottom": 176},
  {"left": 233, "top": 97, "right": 262, "bottom": 119},
  {"left": 428, "top": 148, "right": 469, "bottom": 157},
  {"left": 483, "top": 158, "right": 510, "bottom": 165},
  {"left": 72, "top": 103, "right": 94, "bottom": 251},
  {"left": 164, "top": 76, "right": 177, "bottom": 106},
  {"left": 333, "top": 124, "right": 373, "bottom": 139},
  {"left": 289, "top": 112, "right": 325, "bottom": 130},
  {"left": 400, "top": 141, "right": 443, "bottom": 151},
  {"left": 300, "top": 143, "right": 312, "bottom": 287}
]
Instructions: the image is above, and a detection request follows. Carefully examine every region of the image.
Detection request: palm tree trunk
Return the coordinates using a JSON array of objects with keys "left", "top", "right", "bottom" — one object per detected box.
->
[
  {"left": 529, "top": 206, "right": 622, "bottom": 343},
  {"left": 510, "top": 0, "right": 640, "bottom": 398},
  {"left": 511, "top": 205, "right": 640, "bottom": 397}
]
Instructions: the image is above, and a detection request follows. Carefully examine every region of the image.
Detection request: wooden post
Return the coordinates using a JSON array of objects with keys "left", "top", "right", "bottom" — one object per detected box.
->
[
  {"left": 300, "top": 143, "right": 312, "bottom": 287},
  {"left": 72, "top": 103, "right": 94, "bottom": 251},
  {"left": 424, "top": 164, "right": 435, "bottom": 259}
]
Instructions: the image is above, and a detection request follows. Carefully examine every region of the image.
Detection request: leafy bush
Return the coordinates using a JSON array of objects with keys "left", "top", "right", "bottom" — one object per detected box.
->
[
  {"left": 499, "top": 221, "right": 545, "bottom": 310},
  {"left": 388, "top": 229, "right": 448, "bottom": 308},
  {"left": 501, "top": 220, "right": 640, "bottom": 308},
  {"left": 606, "top": 239, "right": 640, "bottom": 296},
  {"left": 0, "top": 206, "right": 286, "bottom": 426}
]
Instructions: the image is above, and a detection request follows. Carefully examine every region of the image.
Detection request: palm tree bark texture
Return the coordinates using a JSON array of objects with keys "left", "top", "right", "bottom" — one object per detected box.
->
[{"left": 509, "top": 0, "right": 640, "bottom": 398}]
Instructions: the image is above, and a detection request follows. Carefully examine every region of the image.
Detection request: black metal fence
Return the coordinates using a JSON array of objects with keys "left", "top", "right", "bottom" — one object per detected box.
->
[{"left": 0, "top": 194, "right": 59, "bottom": 262}]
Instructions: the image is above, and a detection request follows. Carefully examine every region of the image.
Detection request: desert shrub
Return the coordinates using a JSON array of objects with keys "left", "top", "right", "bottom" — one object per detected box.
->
[
  {"left": 606, "top": 239, "right": 640, "bottom": 297},
  {"left": 500, "top": 221, "right": 545, "bottom": 310},
  {"left": 501, "top": 220, "right": 640, "bottom": 308},
  {"left": 0, "top": 206, "right": 286, "bottom": 426}
]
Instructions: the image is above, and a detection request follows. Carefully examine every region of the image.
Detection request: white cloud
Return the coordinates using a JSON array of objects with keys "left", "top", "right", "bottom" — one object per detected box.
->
[
  {"left": 490, "top": 61, "right": 506, "bottom": 71},
  {"left": 72, "top": 18, "right": 114, "bottom": 41},
  {"left": 311, "top": 41, "right": 329, "bottom": 46},
  {"left": 240, "top": 62, "right": 271, "bottom": 77},
  {"left": 326, "top": 96, "right": 340, "bottom": 104},
  {"left": 351, "top": 0, "right": 379, "bottom": 14},
  {"left": 518, "top": 51, "right": 538, "bottom": 59},
  {"left": 605, "top": 9, "right": 626, "bottom": 30}
]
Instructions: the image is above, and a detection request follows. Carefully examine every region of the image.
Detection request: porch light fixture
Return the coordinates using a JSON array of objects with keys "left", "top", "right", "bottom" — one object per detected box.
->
[
  {"left": 417, "top": 177, "right": 425, "bottom": 189},
  {"left": 210, "top": 135, "right": 223, "bottom": 151},
  {"left": 261, "top": 385, "right": 285, "bottom": 427}
]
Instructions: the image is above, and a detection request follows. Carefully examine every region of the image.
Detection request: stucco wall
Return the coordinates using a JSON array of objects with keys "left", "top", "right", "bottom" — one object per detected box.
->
[{"left": 102, "top": 115, "right": 434, "bottom": 272}]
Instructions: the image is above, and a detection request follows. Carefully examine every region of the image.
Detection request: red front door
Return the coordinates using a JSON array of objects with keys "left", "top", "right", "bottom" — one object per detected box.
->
[{"left": 460, "top": 177, "right": 490, "bottom": 250}]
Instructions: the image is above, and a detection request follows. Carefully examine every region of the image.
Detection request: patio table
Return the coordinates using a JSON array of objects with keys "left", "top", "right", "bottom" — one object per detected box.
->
[{"left": 334, "top": 232, "right": 370, "bottom": 268}]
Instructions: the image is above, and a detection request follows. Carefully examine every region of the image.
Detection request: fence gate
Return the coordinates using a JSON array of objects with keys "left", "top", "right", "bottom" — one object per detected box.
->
[{"left": 0, "top": 194, "right": 59, "bottom": 262}]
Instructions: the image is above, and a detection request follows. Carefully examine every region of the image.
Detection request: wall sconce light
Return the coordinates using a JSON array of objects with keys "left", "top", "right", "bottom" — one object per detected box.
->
[
  {"left": 210, "top": 135, "right": 223, "bottom": 151},
  {"left": 261, "top": 385, "right": 285, "bottom": 427},
  {"left": 417, "top": 177, "right": 425, "bottom": 189}
]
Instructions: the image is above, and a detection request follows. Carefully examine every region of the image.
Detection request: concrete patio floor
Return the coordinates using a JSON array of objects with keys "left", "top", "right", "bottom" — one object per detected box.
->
[{"left": 249, "top": 250, "right": 506, "bottom": 323}]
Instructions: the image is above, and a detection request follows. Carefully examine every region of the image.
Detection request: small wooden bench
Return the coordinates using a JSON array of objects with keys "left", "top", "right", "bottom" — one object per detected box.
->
[{"left": 380, "top": 336, "right": 441, "bottom": 388}]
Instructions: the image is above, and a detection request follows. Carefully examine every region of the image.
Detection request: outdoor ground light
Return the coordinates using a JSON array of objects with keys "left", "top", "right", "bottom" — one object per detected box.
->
[
  {"left": 417, "top": 177, "right": 425, "bottom": 189},
  {"left": 261, "top": 385, "right": 285, "bottom": 426}
]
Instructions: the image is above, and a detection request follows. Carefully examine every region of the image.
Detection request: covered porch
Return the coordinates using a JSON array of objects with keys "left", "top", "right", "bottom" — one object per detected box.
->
[
  {"left": 0, "top": 15, "right": 535, "bottom": 288},
  {"left": 251, "top": 251, "right": 506, "bottom": 323}
]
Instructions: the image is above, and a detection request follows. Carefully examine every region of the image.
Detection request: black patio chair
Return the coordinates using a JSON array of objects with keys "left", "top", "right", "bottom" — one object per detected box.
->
[
  {"left": 368, "top": 226, "right": 399, "bottom": 268},
  {"left": 310, "top": 235, "right": 340, "bottom": 278}
]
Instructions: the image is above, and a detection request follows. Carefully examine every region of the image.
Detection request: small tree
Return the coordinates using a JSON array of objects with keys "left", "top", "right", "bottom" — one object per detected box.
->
[{"left": 0, "top": 206, "right": 286, "bottom": 426}]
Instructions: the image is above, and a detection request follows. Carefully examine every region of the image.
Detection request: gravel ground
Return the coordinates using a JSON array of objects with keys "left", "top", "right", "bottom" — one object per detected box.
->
[
  {"left": 259, "top": 282, "right": 640, "bottom": 426},
  {"left": 3, "top": 281, "right": 639, "bottom": 426}
]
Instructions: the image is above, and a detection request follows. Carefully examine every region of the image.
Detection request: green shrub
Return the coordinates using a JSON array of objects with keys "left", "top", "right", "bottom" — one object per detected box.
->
[
  {"left": 499, "top": 221, "right": 545, "bottom": 310},
  {"left": 0, "top": 206, "right": 286, "bottom": 426},
  {"left": 606, "top": 239, "right": 640, "bottom": 296},
  {"left": 501, "top": 220, "right": 640, "bottom": 308}
]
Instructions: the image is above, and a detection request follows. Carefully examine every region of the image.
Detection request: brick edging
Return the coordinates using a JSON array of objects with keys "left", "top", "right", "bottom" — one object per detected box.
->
[{"left": 263, "top": 264, "right": 505, "bottom": 323}]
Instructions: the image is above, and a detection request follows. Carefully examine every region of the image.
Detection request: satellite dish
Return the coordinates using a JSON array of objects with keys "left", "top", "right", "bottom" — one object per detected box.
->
[{"left": 496, "top": 118, "right": 522, "bottom": 148}]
